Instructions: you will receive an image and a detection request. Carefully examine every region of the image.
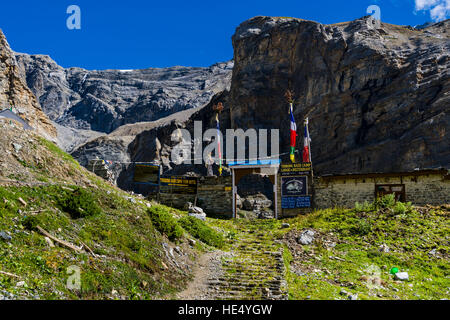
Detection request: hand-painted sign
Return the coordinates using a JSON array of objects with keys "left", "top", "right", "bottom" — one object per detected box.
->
[
  {"left": 160, "top": 176, "right": 198, "bottom": 195},
  {"left": 281, "top": 176, "right": 308, "bottom": 197},
  {"left": 281, "top": 162, "right": 312, "bottom": 176},
  {"left": 282, "top": 196, "right": 311, "bottom": 209},
  {"left": 133, "top": 164, "right": 160, "bottom": 185}
]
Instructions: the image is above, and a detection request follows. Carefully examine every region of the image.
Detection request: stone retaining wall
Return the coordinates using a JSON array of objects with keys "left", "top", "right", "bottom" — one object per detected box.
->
[{"left": 158, "top": 176, "right": 233, "bottom": 217}]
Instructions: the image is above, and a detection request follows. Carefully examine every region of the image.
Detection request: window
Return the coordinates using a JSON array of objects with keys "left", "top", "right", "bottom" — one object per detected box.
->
[{"left": 375, "top": 184, "right": 406, "bottom": 202}]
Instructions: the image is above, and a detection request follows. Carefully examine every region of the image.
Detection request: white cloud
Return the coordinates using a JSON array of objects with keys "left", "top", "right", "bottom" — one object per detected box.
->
[{"left": 415, "top": 0, "right": 450, "bottom": 21}]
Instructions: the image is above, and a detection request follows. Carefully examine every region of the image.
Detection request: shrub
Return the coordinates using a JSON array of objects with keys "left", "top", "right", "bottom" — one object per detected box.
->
[
  {"left": 393, "top": 201, "right": 407, "bottom": 215},
  {"left": 179, "top": 216, "right": 224, "bottom": 248},
  {"left": 355, "top": 201, "right": 374, "bottom": 212},
  {"left": 58, "top": 188, "right": 101, "bottom": 219},
  {"left": 376, "top": 194, "right": 396, "bottom": 209},
  {"left": 147, "top": 206, "right": 183, "bottom": 241},
  {"left": 22, "top": 215, "right": 41, "bottom": 230},
  {"left": 350, "top": 219, "right": 372, "bottom": 236}
]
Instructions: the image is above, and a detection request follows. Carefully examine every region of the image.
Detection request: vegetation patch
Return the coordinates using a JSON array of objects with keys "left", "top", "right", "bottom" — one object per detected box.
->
[
  {"left": 279, "top": 195, "right": 450, "bottom": 300},
  {"left": 58, "top": 187, "right": 102, "bottom": 219},
  {"left": 179, "top": 216, "right": 225, "bottom": 248},
  {"left": 147, "top": 206, "right": 183, "bottom": 241}
]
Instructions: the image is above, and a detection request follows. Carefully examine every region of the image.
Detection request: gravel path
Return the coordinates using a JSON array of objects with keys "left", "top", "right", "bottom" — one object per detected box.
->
[{"left": 176, "top": 250, "right": 231, "bottom": 300}]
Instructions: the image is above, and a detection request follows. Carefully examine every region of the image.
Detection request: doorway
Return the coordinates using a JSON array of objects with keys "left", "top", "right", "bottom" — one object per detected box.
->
[{"left": 230, "top": 160, "right": 280, "bottom": 219}]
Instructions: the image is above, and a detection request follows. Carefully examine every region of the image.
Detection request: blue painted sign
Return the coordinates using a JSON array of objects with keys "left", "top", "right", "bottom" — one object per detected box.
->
[{"left": 281, "top": 196, "right": 311, "bottom": 209}]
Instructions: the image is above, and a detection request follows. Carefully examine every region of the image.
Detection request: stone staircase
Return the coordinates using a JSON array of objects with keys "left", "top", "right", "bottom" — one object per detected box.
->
[{"left": 207, "top": 223, "right": 288, "bottom": 300}]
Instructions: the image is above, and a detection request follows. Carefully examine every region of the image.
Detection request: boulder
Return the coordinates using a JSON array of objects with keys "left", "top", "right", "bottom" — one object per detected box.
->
[
  {"left": 297, "top": 230, "right": 315, "bottom": 245},
  {"left": 0, "top": 231, "right": 12, "bottom": 242},
  {"left": 257, "top": 209, "right": 275, "bottom": 220},
  {"left": 188, "top": 212, "right": 207, "bottom": 221},
  {"left": 394, "top": 272, "right": 409, "bottom": 281}
]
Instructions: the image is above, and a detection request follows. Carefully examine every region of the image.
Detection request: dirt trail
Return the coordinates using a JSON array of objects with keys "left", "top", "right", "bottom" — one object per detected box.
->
[{"left": 176, "top": 250, "right": 229, "bottom": 300}]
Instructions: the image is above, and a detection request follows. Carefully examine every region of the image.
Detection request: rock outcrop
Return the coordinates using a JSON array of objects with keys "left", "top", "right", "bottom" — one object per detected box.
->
[
  {"left": 113, "top": 16, "right": 449, "bottom": 194},
  {"left": 0, "top": 30, "right": 56, "bottom": 141},
  {"left": 229, "top": 16, "right": 449, "bottom": 174}
]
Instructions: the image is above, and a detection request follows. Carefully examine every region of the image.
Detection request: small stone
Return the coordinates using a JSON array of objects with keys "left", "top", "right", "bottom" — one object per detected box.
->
[
  {"left": 394, "top": 272, "right": 409, "bottom": 281},
  {"left": 340, "top": 289, "right": 349, "bottom": 296},
  {"left": 16, "top": 281, "right": 26, "bottom": 288},
  {"left": 0, "top": 231, "right": 12, "bottom": 242},
  {"left": 281, "top": 223, "right": 290, "bottom": 229},
  {"left": 188, "top": 239, "right": 196, "bottom": 247},
  {"left": 12, "top": 143, "right": 22, "bottom": 153},
  {"left": 44, "top": 237, "right": 55, "bottom": 247},
  {"left": 379, "top": 244, "right": 390, "bottom": 253},
  {"left": 348, "top": 294, "right": 358, "bottom": 300}
]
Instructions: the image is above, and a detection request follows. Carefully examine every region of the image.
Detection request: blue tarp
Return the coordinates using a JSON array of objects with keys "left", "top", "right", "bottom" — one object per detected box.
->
[{"left": 228, "top": 159, "right": 281, "bottom": 167}]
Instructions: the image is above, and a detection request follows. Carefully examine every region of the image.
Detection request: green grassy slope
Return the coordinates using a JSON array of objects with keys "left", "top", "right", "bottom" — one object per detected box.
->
[
  {"left": 0, "top": 127, "right": 208, "bottom": 300},
  {"left": 207, "top": 197, "right": 450, "bottom": 300}
]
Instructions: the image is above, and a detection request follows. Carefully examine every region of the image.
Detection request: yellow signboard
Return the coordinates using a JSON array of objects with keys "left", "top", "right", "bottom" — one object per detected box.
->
[{"left": 280, "top": 162, "right": 312, "bottom": 176}]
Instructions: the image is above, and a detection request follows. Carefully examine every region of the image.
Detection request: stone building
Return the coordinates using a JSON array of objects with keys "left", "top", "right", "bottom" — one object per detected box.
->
[
  {"left": 156, "top": 168, "right": 449, "bottom": 219},
  {"left": 313, "top": 169, "right": 450, "bottom": 209},
  {"left": 86, "top": 159, "right": 114, "bottom": 183}
]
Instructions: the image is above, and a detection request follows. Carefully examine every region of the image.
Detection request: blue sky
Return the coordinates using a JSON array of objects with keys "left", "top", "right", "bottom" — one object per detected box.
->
[{"left": 0, "top": 0, "right": 444, "bottom": 70}]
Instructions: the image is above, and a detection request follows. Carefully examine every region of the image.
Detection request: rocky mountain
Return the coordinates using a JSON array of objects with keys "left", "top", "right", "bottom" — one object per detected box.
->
[
  {"left": 226, "top": 16, "right": 449, "bottom": 175},
  {"left": 6, "top": 16, "right": 449, "bottom": 195},
  {"left": 15, "top": 53, "right": 233, "bottom": 137},
  {"left": 0, "top": 30, "right": 56, "bottom": 141},
  {"left": 86, "top": 16, "right": 449, "bottom": 194}
]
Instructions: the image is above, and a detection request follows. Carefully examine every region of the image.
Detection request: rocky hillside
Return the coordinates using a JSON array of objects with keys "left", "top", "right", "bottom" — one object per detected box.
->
[
  {"left": 16, "top": 53, "right": 233, "bottom": 137},
  {"left": 0, "top": 113, "right": 211, "bottom": 300},
  {"left": 101, "top": 16, "right": 449, "bottom": 194},
  {"left": 0, "top": 30, "right": 56, "bottom": 141}
]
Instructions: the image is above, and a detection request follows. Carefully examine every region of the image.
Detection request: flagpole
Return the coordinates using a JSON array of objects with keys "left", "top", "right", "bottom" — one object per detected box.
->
[
  {"left": 285, "top": 90, "right": 297, "bottom": 164},
  {"left": 213, "top": 102, "right": 224, "bottom": 176},
  {"left": 305, "top": 117, "right": 314, "bottom": 180}
]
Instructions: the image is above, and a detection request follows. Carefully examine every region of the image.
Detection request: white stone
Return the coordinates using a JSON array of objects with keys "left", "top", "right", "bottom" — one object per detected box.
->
[{"left": 395, "top": 272, "right": 409, "bottom": 281}]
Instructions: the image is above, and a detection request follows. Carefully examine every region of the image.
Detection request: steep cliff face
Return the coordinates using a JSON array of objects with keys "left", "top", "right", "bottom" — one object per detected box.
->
[
  {"left": 229, "top": 16, "right": 449, "bottom": 174},
  {"left": 111, "top": 16, "right": 449, "bottom": 191},
  {"left": 16, "top": 53, "right": 233, "bottom": 134},
  {"left": 0, "top": 30, "right": 56, "bottom": 141}
]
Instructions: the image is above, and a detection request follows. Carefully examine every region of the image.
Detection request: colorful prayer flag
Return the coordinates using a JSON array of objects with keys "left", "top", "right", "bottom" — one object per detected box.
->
[
  {"left": 290, "top": 103, "right": 297, "bottom": 163},
  {"left": 303, "top": 118, "right": 311, "bottom": 163}
]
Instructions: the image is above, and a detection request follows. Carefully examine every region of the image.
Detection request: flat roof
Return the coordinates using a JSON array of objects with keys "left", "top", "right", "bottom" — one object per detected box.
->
[
  {"left": 229, "top": 159, "right": 281, "bottom": 168},
  {"left": 319, "top": 168, "right": 449, "bottom": 180}
]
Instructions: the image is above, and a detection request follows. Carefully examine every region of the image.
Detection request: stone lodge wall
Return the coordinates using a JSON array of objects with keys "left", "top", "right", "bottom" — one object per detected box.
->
[
  {"left": 197, "top": 176, "right": 233, "bottom": 217},
  {"left": 314, "top": 170, "right": 449, "bottom": 209},
  {"left": 158, "top": 170, "right": 449, "bottom": 218}
]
